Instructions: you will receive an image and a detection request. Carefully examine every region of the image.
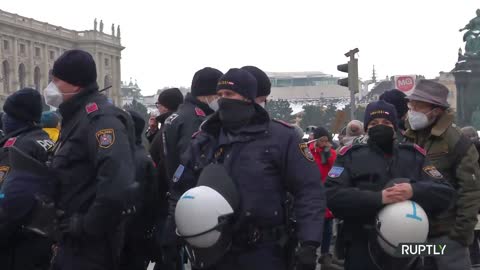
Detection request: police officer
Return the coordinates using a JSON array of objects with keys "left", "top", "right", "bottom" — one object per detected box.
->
[
  {"left": 403, "top": 80, "right": 480, "bottom": 269},
  {"left": 0, "top": 88, "right": 54, "bottom": 270},
  {"left": 169, "top": 68, "right": 325, "bottom": 270},
  {"left": 47, "top": 50, "right": 136, "bottom": 270},
  {"left": 146, "top": 88, "right": 184, "bottom": 144},
  {"left": 120, "top": 110, "right": 157, "bottom": 270},
  {"left": 325, "top": 100, "right": 455, "bottom": 270},
  {"left": 379, "top": 89, "right": 408, "bottom": 133},
  {"left": 163, "top": 67, "right": 223, "bottom": 182},
  {"left": 241, "top": 66, "right": 271, "bottom": 107},
  {"left": 161, "top": 68, "right": 222, "bottom": 270}
]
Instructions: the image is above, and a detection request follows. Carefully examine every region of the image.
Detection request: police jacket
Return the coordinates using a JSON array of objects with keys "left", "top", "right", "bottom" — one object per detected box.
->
[
  {"left": 325, "top": 139, "right": 455, "bottom": 239},
  {"left": 126, "top": 143, "right": 158, "bottom": 240},
  {"left": 0, "top": 127, "right": 53, "bottom": 223},
  {"left": 51, "top": 83, "right": 136, "bottom": 237},
  {"left": 163, "top": 93, "right": 213, "bottom": 182},
  {"left": 149, "top": 112, "right": 173, "bottom": 207},
  {"left": 404, "top": 111, "right": 480, "bottom": 246},
  {"left": 171, "top": 106, "right": 326, "bottom": 244}
]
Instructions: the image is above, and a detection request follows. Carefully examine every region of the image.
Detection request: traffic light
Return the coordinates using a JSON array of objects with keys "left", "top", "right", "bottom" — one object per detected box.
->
[{"left": 337, "top": 50, "right": 359, "bottom": 94}]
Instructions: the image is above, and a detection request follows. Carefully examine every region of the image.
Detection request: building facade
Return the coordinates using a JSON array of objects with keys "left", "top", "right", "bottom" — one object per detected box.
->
[
  {"left": 0, "top": 9, "right": 124, "bottom": 106},
  {"left": 267, "top": 71, "right": 350, "bottom": 101}
]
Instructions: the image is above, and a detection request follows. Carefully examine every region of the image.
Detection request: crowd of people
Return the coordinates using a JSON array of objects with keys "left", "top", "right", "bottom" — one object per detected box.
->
[{"left": 0, "top": 49, "right": 479, "bottom": 270}]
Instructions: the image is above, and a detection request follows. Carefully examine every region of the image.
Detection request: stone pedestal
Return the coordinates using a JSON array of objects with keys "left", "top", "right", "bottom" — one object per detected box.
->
[{"left": 453, "top": 55, "right": 480, "bottom": 127}]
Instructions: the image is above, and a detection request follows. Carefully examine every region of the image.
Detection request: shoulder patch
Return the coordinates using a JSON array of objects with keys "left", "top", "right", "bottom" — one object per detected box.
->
[
  {"left": 173, "top": 165, "right": 185, "bottom": 183},
  {"left": 299, "top": 142, "right": 315, "bottom": 162},
  {"left": 273, "top": 119, "right": 294, "bottom": 128},
  {"left": 0, "top": 166, "right": 10, "bottom": 183},
  {"left": 414, "top": 144, "right": 426, "bottom": 156},
  {"left": 85, "top": 102, "right": 99, "bottom": 114},
  {"left": 423, "top": 165, "right": 443, "bottom": 179},
  {"left": 96, "top": 129, "right": 115, "bottom": 149},
  {"left": 338, "top": 145, "right": 352, "bottom": 156},
  {"left": 165, "top": 114, "right": 179, "bottom": 125},
  {"left": 3, "top": 137, "right": 17, "bottom": 148},
  {"left": 328, "top": 166, "right": 345, "bottom": 178},
  {"left": 195, "top": 107, "right": 206, "bottom": 117}
]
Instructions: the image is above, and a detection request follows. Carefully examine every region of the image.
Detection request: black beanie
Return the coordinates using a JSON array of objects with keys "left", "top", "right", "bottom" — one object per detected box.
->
[
  {"left": 191, "top": 67, "right": 223, "bottom": 97},
  {"left": 216, "top": 68, "right": 258, "bottom": 101},
  {"left": 4, "top": 88, "right": 43, "bottom": 123},
  {"left": 241, "top": 66, "right": 271, "bottom": 97},
  {"left": 313, "top": 127, "right": 332, "bottom": 141},
  {"left": 379, "top": 89, "right": 408, "bottom": 119},
  {"left": 52, "top": 50, "right": 97, "bottom": 87},
  {"left": 157, "top": 88, "right": 184, "bottom": 111},
  {"left": 127, "top": 110, "right": 145, "bottom": 144},
  {"left": 364, "top": 100, "right": 398, "bottom": 131}
]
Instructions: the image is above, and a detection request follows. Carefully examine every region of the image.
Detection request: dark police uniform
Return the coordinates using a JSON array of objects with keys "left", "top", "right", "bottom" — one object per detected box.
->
[
  {"left": 163, "top": 93, "right": 214, "bottom": 182},
  {"left": 170, "top": 106, "right": 325, "bottom": 270},
  {"left": 0, "top": 127, "right": 54, "bottom": 270},
  {"left": 50, "top": 84, "right": 136, "bottom": 270},
  {"left": 325, "top": 141, "right": 455, "bottom": 270}
]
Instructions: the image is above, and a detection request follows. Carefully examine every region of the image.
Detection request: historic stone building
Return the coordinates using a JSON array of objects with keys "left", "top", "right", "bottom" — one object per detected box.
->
[{"left": 0, "top": 9, "right": 124, "bottom": 106}]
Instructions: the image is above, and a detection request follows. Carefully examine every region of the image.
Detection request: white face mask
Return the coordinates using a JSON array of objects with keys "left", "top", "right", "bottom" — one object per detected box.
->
[
  {"left": 408, "top": 110, "right": 434, "bottom": 131},
  {"left": 259, "top": 102, "right": 266, "bottom": 108},
  {"left": 43, "top": 82, "right": 63, "bottom": 108},
  {"left": 207, "top": 97, "right": 219, "bottom": 111}
]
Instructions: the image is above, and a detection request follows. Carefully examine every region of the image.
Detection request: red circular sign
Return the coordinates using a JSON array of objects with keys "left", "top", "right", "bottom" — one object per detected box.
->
[{"left": 396, "top": 76, "right": 415, "bottom": 92}]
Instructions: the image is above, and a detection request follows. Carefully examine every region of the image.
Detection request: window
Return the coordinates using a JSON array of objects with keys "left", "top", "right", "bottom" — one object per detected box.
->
[
  {"left": 49, "top": 51, "right": 55, "bottom": 60},
  {"left": 105, "top": 58, "right": 109, "bottom": 67},
  {"left": 35, "top": 47, "right": 41, "bottom": 57},
  {"left": 3, "top": 40, "right": 9, "bottom": 51},
  {"left": 19, "top": 44, "right": 26, "bottom": 54}
]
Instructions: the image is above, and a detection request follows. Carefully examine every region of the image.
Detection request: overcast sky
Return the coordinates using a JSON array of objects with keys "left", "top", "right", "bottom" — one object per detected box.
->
[{"left": 2, "top": 1, "right": 478, "bottom": 95}]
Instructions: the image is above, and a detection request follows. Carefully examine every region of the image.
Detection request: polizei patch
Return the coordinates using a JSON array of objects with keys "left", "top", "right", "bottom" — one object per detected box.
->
[
  {"left": 96, "top": 129, "right": 115, "bottom": 149},
  {"left": 0, "top": 166, "right": 10, "bottom": 183},
  {"left": 423, "top": 165, "right": 443, "bottom": 179}
]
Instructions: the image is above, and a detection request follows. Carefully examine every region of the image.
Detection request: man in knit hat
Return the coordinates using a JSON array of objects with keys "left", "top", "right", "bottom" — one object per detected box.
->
[
  {"left": 379, "top": 89, "right": 408, "bottom": 131},
  {"left": 241, "top": 65, "right": 271, "bottom": 108},
  {"left": 0, "top": 88, "right": 54, "bottom": 270},
  {"left": 146, "top": 88, "right": 184, "bottom": 270},
  {"left": 45, "top": 49, "right": 136, "bottom": 270},
  {"left": 403, "top": 80, "right": 480, "bottom": 269},
  {"left": 161, "top": 67, "right": 222, "bottom": 270},
  {"left": 341, "top": 120, "right": 365, "bottom": 147},
  {"left": 163, "top": 67, "right": 223, "bottom": 181},
  {"left": 326, "top": 100, "right": 454, "bottom": 270},
  {"left": 168, "top": 68, "right": 326, "bottom": 270},
  {"left": 146, "top": 88, "right": 184, "bottom": 143}
]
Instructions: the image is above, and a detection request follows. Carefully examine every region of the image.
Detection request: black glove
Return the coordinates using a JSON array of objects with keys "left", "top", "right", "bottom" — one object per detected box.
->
[
  {"left": 58, "top": 214, "right": 84, "bottom": 239},
  {"left": 296, "top": 242, "right": 319, "bottom": 270}
]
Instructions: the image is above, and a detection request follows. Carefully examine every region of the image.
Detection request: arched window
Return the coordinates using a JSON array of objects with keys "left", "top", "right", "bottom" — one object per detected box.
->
[
  {"left": 2, "top": 61, "right": 9, "bottom": 93},
  {"left": 18, "top": 63, "right": 26, "bottom": 89},
  {"left": 34, "top": 66, "right": 41, "bottom": 90}
]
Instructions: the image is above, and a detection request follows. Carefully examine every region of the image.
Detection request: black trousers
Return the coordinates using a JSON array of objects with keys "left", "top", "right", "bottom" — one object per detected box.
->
[
  {"left": 51, "top": 236, "right": 115, "bottom": 270},
  {"left": 2, "top": 234, "right": 53, "bottom": 270}
]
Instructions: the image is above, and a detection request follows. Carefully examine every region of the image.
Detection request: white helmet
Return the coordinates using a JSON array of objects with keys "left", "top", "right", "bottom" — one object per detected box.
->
[
  {"left": 175, "top": 185, "right": 234, "bottom": 248},
  {"left": 376, "top": 200, "right": 429, "bottom": 257},
  {"left": 174, "top": 163, "right": 240, "bottom": 269}
]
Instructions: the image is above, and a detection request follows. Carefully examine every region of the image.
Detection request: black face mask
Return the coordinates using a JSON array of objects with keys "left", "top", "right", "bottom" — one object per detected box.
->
[
  {"left": 368, "top": 125, "right": 395, "bottom": 153},
  {"left": 218, "top": 98, "right": 256, "bottom": 131}
]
